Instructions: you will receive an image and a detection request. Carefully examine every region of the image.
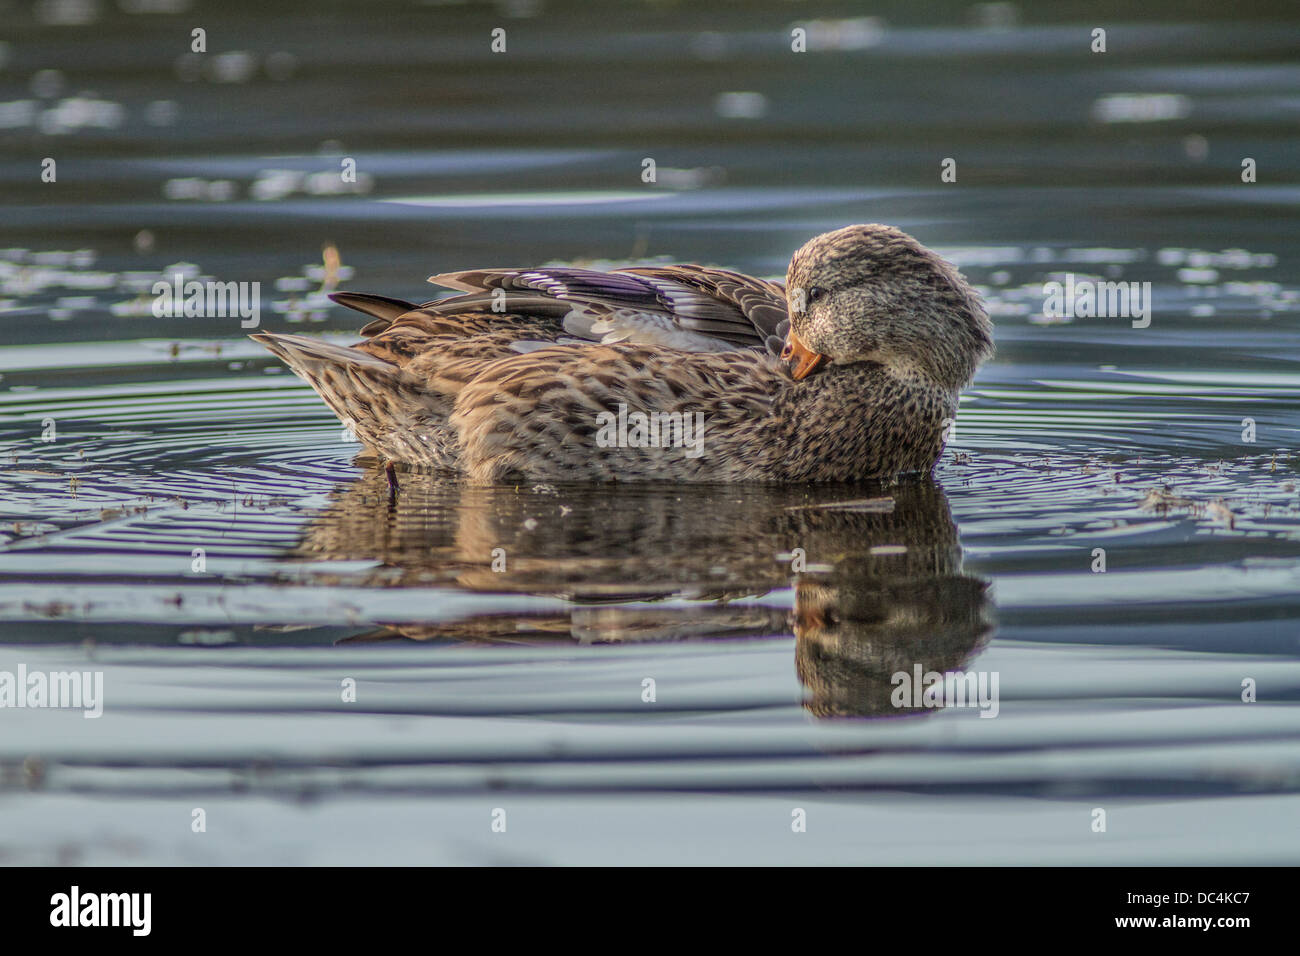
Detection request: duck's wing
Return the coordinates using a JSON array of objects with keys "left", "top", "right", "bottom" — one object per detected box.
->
[
  {"left": 332, "top": 264, "right": 790, "bottom": 358},
  {"left": 618, "top": 265, "right": 790, "bottom": 355}
]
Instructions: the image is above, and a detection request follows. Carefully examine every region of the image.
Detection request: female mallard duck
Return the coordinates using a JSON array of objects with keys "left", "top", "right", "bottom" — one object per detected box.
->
[{"left": 252, "top": 223, "right": 993, "bottom": 482}]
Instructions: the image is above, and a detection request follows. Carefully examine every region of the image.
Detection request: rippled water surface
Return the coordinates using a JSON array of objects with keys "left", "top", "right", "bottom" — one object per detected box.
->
[{"left": 2, "top": 1, "right": 1300, "bottom": 865}]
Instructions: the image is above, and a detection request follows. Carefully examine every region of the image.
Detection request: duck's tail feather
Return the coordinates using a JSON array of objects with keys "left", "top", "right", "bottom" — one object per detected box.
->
[
  {"left": 250, "top": 332, "right": 455, "bottom": 464},
  {"left": 328, "top": 292, "right": 418, "bottom": 336},
  {"left": 250, "top": 332, "right": 395, "bottom": 373}
]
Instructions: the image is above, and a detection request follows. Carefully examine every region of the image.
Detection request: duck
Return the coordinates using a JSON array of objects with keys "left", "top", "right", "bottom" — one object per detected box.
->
[{"left": 251, "top": 223, "right": 993, "bottom": 483}]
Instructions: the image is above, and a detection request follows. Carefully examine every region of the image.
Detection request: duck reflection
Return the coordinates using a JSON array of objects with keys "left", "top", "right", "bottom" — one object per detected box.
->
[{"left": 291, "top": 471, "right": 993, "bottom": 718}]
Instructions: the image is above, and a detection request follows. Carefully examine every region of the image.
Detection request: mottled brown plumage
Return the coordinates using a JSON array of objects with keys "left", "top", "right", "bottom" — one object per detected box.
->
[{"left": 251, "top": 224, "right": 993, "bottom": 482}]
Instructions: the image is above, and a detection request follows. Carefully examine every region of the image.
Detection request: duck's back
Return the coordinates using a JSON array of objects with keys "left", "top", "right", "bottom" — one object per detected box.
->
[{"left": 252, "top": 263, "right": 795, "bottom": 479}]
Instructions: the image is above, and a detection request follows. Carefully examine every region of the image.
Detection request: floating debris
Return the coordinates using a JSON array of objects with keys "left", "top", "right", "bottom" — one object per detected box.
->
[
  {"left": 1207, "top": 500, "right": 1237, "bottom": 529},
  {"left": 1140, "top": 487, "right": 1197, "bottom": 512},
  {"left": 785, "top": 497, "right": 895, "bottom": 513}
]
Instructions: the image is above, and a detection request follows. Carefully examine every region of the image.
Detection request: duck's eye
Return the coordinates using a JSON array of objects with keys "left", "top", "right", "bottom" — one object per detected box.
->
[{"left": 807, "top": 286, "right": 826, "bottom": 304}]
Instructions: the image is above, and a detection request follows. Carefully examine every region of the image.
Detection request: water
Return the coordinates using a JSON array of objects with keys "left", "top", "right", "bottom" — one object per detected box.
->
[{"left": 2, "top": 1, "right": 1300, "bottom": 865}]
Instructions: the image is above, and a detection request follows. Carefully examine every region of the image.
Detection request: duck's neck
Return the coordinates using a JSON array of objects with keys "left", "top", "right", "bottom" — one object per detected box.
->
[{"left": 772, "top": 363, "right": 955, "bottom": 482}]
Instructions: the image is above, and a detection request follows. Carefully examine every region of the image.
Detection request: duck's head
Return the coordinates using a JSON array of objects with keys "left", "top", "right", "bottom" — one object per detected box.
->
[{"left": 783, "top": 224, "right": 994, "bottom": 389}]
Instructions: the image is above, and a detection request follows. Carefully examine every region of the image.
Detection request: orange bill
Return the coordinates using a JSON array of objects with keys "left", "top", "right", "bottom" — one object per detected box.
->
[{"left": 781, "top": 329, "right": 828, "bottom": 380}]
